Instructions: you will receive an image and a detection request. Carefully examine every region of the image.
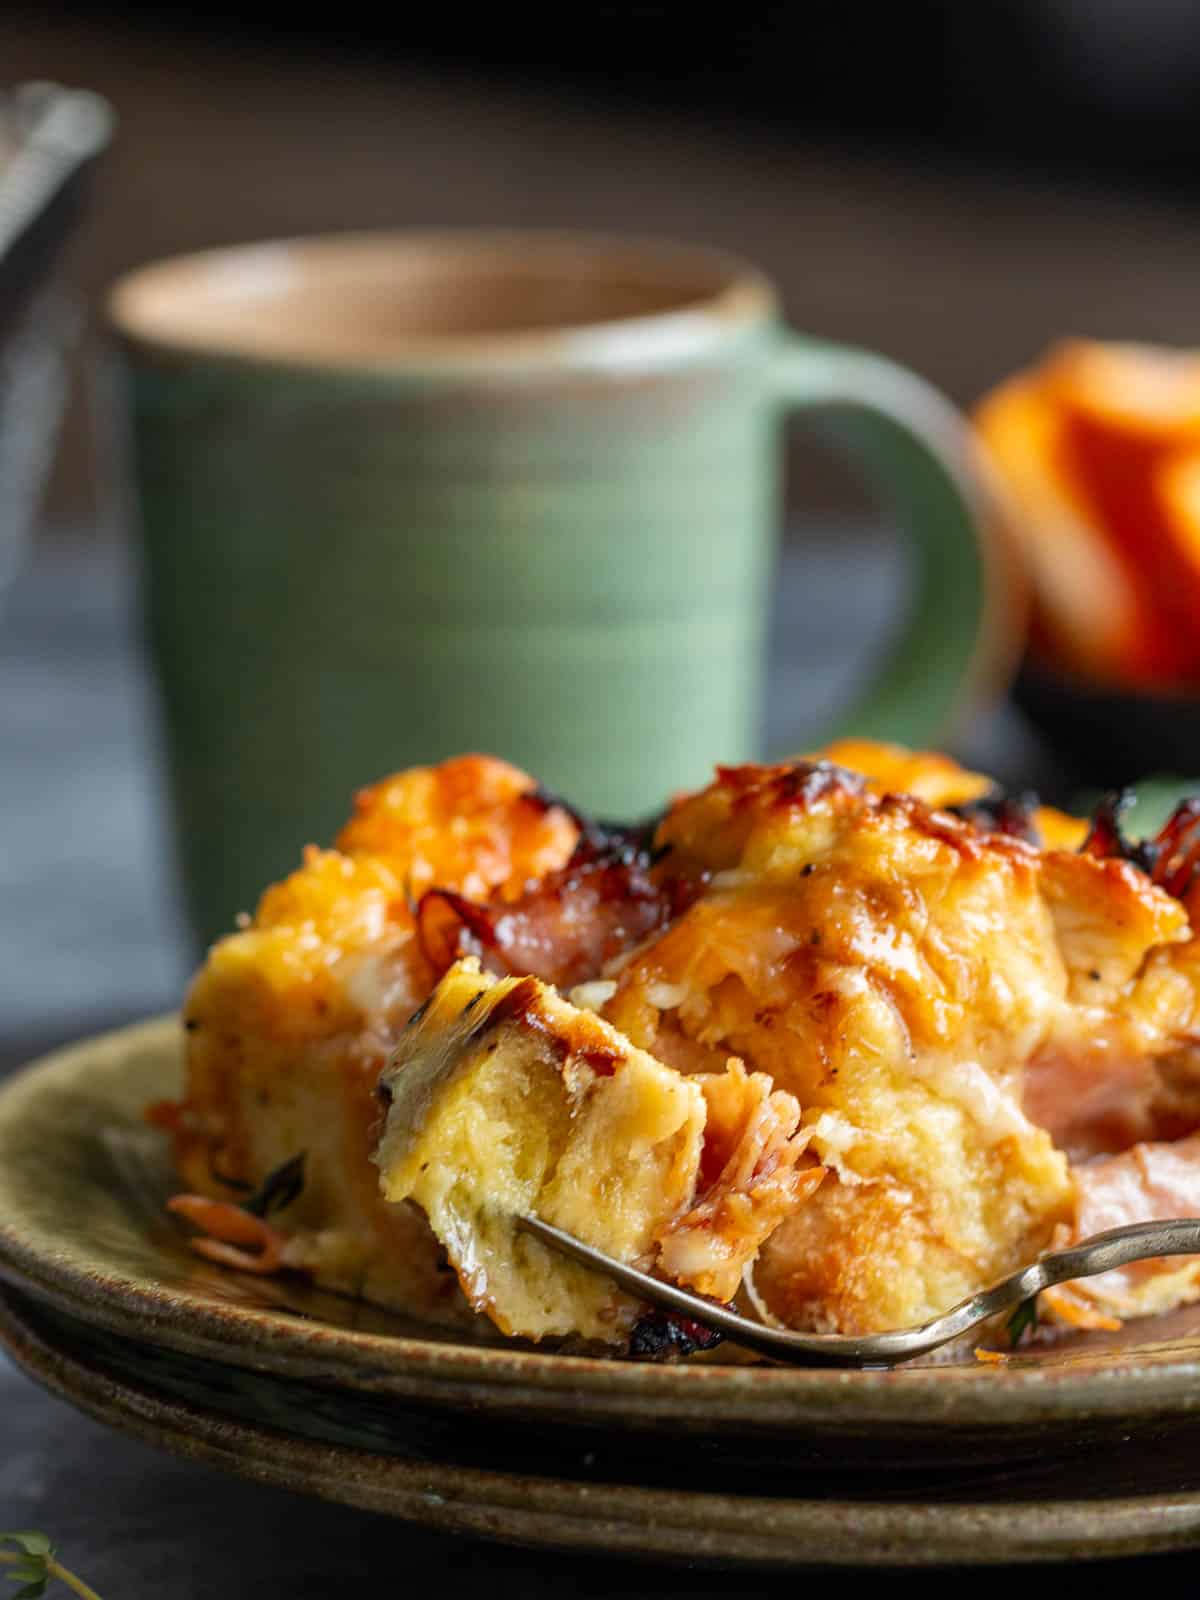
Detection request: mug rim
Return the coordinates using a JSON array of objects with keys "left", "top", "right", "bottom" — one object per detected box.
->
[{"left": 106, "top": 228, "right": 779, "bottom": 380}]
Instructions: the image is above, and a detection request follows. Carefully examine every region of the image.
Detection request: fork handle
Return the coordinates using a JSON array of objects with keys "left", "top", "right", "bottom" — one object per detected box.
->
[{"left": 518, "top": 1214, "right": 1200, "bottom": 1368}]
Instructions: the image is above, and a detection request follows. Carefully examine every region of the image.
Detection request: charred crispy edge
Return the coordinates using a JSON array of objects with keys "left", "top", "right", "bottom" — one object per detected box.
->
[
  {"left": 627, "top": 1308, "right": 724, "bottom": 1360},
  {"left": 703, "top": 758, "right": 1047, "bottom": 859},
  {"left": 455, "top": 974, "right": 626, "bottom": 1078},
  {"left": 1083, "top": 788, "right": 1200, "bottom": 899},
  {"left": 1141, "top": 797, "right": 1200, "bottom": 897},
  {"left": 1082, "top": 789, "right": 1151, "bottom": 869},
  {"left": 937, "top": 780, "right": 1200, "bottom": 905},
  {"left": 948, "top": 785, "right": 1044, "bottom": 845},
  {"left": 525, "top": 782, "right": 664, "bottom": 867},
  {"left": 389, "top": 970, "right": 627, "bottom": 1085},
  {"left": 416, "top": 887, "right": 499, "bottom": 967},
  {"left": 712, "top": 758, "right": 866, "bottom": 812},
  {"left": 870, "top": 791, "right": 1039, "bottom": 865},
  {"left": 420, "top": 759, "right": 995, "bottom": 986},
  {"left": 413, "top": 838, "right": 698, "bottom": 982}
]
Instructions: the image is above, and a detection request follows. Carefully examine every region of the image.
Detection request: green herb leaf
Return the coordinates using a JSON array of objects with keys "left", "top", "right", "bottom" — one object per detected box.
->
[
  {"left": 5, "top": 1562, "right": 46, "bottom": 1584},
  {"left": 1006, "top": 1295, "right": 1039, "bottom": 1347},
  {"left": 241, "top": 1152, "right": 306, "bottom": 1218},
  {"left": 0, "top": 1538, "right": 51, "bottom": 1560},
  {"left": 1, "top": 1532, "right": 102, "bottom": 1599}
]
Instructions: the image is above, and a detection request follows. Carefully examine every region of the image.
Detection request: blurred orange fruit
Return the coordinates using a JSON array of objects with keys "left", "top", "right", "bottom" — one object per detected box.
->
[{"left": 975, "top": 341, "right": 1200, "bottom": 688}]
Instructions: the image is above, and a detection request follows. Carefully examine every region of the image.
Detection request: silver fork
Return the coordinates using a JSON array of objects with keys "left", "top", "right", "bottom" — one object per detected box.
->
[{"left": 518, "top": 1213, "right": 1200, "bottom": 1366}]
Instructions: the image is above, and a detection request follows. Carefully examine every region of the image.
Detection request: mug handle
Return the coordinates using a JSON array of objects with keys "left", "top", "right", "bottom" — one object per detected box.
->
[{"left": 770, "top": 336, "right": 1021, "bottom": 750}]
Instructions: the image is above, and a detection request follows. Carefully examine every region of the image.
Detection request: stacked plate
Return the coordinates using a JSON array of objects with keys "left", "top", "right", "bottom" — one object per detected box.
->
[{"left": 3, "top": 1018, "right": 1200, "bottom": 1566}]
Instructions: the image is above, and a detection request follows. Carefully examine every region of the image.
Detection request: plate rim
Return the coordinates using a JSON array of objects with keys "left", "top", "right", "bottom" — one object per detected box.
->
[
  {"left": 7, "top": 1016, "right": 1200, "bottom": 1432},
  {"left": 6, "top": 1282, "right": 1200, "bottom": 1568}
]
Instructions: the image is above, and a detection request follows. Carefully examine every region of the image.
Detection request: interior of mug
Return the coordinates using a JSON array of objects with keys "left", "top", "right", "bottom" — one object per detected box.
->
[{"left": 108, "top": 231, "right": 772, "bottom": 368}]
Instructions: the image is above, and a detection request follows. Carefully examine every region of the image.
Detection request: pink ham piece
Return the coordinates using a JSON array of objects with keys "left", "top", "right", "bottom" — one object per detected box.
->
[{"left": 1069, "top": 1134, "right": 1200, "bottom": 1314}]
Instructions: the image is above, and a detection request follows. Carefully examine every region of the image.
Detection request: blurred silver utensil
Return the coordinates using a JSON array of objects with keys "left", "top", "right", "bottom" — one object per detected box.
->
[
  {"left": 0, "top": 83, "right": 112, "bottom": 603},
  {"left": 518, "top": 1212, "right": 1200, "bottom": 1366},
  {"left": 0, "top": 83, "right": 113, "bottom": 269}
]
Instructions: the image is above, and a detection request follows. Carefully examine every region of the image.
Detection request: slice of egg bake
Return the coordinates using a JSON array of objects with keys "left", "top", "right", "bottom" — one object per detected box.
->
[{"left": 160, "top": 742, "right": 1200, "bottom": 1349}]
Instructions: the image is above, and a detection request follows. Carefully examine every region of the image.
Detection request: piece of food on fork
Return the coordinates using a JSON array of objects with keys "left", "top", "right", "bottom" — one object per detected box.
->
[{"left": 374, "top": 958, "right": 818, "bottom": 1344}]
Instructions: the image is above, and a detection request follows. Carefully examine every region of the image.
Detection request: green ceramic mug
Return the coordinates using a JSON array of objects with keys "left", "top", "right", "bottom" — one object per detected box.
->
[{"left": 109, "top": 230, "right": 1012, "bottom": 947}]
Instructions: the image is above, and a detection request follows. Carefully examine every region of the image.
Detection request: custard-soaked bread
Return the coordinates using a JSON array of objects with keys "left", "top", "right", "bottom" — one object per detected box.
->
[
  {"left": 169, "top": 756, "right": 577, "bottom": 1318},
  {"left": 376, "top": 960, "right": 818, "bottom": 1342},
  {"left": 599, "top": 760, "right": 1193, "bottom": 1333},
  {"left": 162, "top": 740, "right": 1200, "bottom": 1346}
]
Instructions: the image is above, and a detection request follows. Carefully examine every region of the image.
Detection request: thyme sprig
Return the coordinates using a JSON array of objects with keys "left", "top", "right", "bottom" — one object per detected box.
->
[
  {"left": 241, "top": 1151, "right": 306, "bottom": 1218},
  {"left": 1005, "top": 1294, "right": 1039, "bottom": 1348},
  {"left": 0, "top": 1532, "right": 102, "bottom": 1599}
]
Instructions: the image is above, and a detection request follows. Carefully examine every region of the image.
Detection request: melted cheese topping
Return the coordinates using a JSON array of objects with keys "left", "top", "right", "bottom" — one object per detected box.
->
[{"left": 168, "top": 741, "right": 1200, "bottom": 1343}]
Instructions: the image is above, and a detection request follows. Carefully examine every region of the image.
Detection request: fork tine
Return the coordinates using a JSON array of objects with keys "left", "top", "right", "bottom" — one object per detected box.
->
[{"left": 517, "top": 1213, "right": 1200, "bottom": 1368}]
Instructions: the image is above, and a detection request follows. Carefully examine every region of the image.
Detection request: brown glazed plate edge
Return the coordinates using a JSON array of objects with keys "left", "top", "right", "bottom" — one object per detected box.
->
[
  {"left": 6, "top": 1018, "right": 1200, "bottom": 1436},
  {"left": 5, "top": 1283, "right": 1200, "bottom": 1568}
]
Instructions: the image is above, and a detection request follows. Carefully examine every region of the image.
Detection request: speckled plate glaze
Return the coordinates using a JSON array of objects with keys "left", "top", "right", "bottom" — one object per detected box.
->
[{"left": 9, "top": 1019, "right": 1200, "bottom": 1564}]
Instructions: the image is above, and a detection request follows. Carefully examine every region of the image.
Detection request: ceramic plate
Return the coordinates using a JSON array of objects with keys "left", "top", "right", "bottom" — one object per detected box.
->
[{"left": 7, "top": 1019, "right": 1200, "bottom": 1564}]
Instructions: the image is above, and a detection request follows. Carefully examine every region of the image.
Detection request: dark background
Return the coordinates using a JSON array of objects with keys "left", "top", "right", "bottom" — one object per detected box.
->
[
  {"left": 9, "top": 7, "right": 1200, "bottom": 1590},
  {"left": 13, "top": 2, "right": 1200, "bottom": 528},
  {"left": 35, "top": 3, "right": 1200, "bottom": 181}
]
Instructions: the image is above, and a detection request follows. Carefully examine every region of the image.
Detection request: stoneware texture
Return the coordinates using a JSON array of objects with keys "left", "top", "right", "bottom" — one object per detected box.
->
[
  {"left": 6, "top": 1020, "right": 1200, "bottom": 1564},
  {"left": 108, "top": 231, "right": 1012, "bottom": 945}
]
